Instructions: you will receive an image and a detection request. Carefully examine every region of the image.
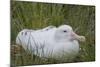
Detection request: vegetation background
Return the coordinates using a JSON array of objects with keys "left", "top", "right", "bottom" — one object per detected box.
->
[{"left": 11, "top": 1, "right": 95, "bottom": 66}]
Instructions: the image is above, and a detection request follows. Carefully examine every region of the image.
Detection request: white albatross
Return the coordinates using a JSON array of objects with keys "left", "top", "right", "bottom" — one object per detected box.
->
[{"left": 16, "top": 25, "right": 85, "bottom": 61}]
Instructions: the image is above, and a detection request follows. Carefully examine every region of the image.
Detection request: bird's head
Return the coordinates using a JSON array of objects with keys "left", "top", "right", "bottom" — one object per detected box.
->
[{"left": 55, "top": 25, "right": 85, "bottom": 42}]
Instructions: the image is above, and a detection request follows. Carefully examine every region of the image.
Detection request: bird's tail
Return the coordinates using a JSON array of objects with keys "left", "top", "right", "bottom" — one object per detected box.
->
[{"left": 16, "top": 32, "right": 21, "bottom": 45}]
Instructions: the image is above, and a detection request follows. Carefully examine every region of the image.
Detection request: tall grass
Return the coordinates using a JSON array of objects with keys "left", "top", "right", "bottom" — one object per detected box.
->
[{"left": 11, "top": 1, "right": 95, "bottom": 66}]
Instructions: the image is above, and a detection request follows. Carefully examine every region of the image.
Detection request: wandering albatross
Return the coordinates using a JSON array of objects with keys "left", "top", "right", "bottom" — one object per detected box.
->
[{"left": 16, "top": 25, "right": 85, "bottom": 61}]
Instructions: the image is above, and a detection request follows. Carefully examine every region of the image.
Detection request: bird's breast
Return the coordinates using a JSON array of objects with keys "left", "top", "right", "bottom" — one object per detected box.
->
[{"left": 47, "top": 40, "right": 80, "bottom": 58}]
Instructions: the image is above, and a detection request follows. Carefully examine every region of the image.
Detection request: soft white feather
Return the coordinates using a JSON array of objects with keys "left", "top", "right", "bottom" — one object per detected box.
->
[{"left": 16, "top": 25, "right": 85, "bottom": 60}]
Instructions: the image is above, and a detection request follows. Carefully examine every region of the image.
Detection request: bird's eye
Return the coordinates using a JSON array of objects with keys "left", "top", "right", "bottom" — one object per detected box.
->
[{"left": 63, "top": 30, "right": 67, "bottom": 32}]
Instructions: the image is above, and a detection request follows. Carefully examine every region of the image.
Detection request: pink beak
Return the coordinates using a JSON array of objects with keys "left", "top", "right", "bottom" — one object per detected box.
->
[{"left": 71, "top": 32, "right": 85, "bottom": 42}]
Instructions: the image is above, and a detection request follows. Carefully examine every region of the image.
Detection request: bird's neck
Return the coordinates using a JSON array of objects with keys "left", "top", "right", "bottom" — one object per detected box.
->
[{"left": 54, "top": 35, "right": 71, "bottom": 42}]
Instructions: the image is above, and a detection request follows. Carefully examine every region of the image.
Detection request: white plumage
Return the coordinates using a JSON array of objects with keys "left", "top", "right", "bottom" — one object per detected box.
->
[{"left": 16, "top": 25, "right": 85, "bottom": 60}]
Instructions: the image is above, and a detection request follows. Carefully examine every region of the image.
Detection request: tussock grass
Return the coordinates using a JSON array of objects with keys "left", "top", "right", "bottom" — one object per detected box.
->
[{"left": 11, "top": 1, "right": 95, "bottom": 66}]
